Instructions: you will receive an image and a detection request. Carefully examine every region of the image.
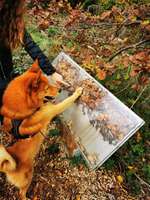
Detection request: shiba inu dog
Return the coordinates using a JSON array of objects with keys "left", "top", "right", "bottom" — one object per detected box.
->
[
  {"left": 0, "top": 61, "right": 82, "bottom": 199},
  {"left": 0, "top": 60, "right": 58, "bottom": 132}
]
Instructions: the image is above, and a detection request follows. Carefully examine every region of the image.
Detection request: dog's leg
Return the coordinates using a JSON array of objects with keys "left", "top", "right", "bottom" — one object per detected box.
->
[
  {"left": 20, "top": 186, "right": 31, "bottom": 200},
  {"left": 20, "top": 186, "right": 30, "bottom": 200},
  {"left": 52, "top": 87, "right": 83, "bottom": 116},
  {"left": 19, "top": 87, "right": 83, "bottom": 135},
  {"left": 19, "top": 187, "right": 27, "bottom": 200},
  {"left": 19, "top": 169, "right": 33, "bottom": 200}
]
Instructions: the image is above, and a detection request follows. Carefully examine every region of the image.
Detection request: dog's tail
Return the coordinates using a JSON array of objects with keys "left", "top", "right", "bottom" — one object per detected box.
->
[{"left": 0, "top": 145, "right": 16, "bottom": 172}]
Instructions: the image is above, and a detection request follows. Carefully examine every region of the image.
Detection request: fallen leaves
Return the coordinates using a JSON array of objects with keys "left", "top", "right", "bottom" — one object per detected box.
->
[
  {"left": 100, "top": 48, "right": 112, "bottom": 57},
  {"left": 129, "top": 51, "right": 148, "bottom": 64},
  {"left": 32, "top": 196, "right": 39, "bottom": 200},
  {"left": 76, "top": 194, "right": 81, "bottom": 200},
  {"left": 64, "top": 9, "right": 84, "bottom": 27},
  {"left": 131, "top": 83, "right": 141, "bottom": 92},
  {"left": 129, "top": 51, "right": 150, "bottom": 74},
  {"left": 128, "top": 166, "right": 134, "bottom": 170},
  {"left": 136, "top": 132, "right": 142, "bottom": 143},
  {"left": 38, "top": 19, "right": 50, "bottom": 30},
  {"left": 117, "top": 175, "right": 124, "bottom": 184},
  {"left": 100, "top": 10, "right": 112, "bottom": 20},
  {"left": 97, "top": 69, "right": 106, "bottom": 80}
]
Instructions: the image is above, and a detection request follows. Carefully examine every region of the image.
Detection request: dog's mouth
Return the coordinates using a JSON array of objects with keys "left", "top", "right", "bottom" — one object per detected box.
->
[
  {"left": 43, "top": 88, "right": 61, "bottom": 103},
  {"left": 44, "top": 96, "right": 56, "bottom": 103}
]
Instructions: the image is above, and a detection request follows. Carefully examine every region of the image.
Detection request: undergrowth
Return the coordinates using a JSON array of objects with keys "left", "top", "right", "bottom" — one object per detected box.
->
[{"left": 102, "top": 67, "right": 150, "bottom": 195}]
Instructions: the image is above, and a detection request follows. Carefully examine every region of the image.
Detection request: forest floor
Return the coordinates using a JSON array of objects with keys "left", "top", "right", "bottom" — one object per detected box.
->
[{"left": 0, "top": 1, "right": 150, "bottom": 200}]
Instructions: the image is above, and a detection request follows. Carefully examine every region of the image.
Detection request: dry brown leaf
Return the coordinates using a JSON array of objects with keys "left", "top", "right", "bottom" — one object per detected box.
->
[
  {"left": 145, "top": 24, "right": 150, "bottom": 32},
  {"left": 100, "top": 10, "right": 112, "bottom": 20},
  {"left": 76, "top": 195, "right": 81, "bottom": 200},
  {"left": 131, "top": 84, "right": 141, "bottom": 91},
  {"left": 115, "top": 15, "right": 124, "bottom": 23},
  {"left": 130, "top": 68, "right": 138, "bottom": 77},
  {"left": 97, "top": 69, "right": 106, "bottom": 80},
  {"left": 65, "top": 9, "right": 81, "bottom": 27},
  {"left": 129, "top": 55, "right": 141, "bottom": 65},
  {"left": 32, "top": 196, "right": 38, "bottom": 200},
  {"left": 38, "top": 20, "right": 49, "bottom": 30},
  {"left": 117, "top": 175, "right": 123, "bottom": 184},
  {"left": 134, "top": 51, "right": 147, "bottom": 61},
  {"left": 122, "top": 56, "right": 130, "bottom": 68},
  {"left": 105, "top": 63, "right": 115, "bottom": 69},
  {"left": 100, "top": 48, "right": 112, "bottom": 57},
  {"left": 140, "top": 76, "right": 150, "bottom": 85},
  {"left": 111, "top": 6, "right": 121, "bottom": 15},
  {"left": 129, "top": 51, "right": 149, "bottom": 65},
  {"left": 136, "top": 132, "right": 142, "bottom": 143},
  {"left": 128, "top": 166, "right": 134, "bottom": 170}
]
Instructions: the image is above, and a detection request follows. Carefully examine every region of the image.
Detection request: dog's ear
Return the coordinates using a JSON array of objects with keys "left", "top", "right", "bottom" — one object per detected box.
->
[
  {"left": 26, "top": 71, "right": 42, "bottom": 93},
  {"left": 32, "top": 70, "right": 42, "bottom": 90},
  {"left": 29, "top": 59, "right": 40, "bottom": 73}
]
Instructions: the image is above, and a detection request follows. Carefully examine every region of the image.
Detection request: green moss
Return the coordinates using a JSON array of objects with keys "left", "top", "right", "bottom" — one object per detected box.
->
[{"left": 48, "top": 129, "right": 61, "bottom": 137}]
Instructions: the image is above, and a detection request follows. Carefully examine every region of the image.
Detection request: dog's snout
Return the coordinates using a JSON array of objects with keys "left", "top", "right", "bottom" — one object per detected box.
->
[
  {"left": 45, "top": 96, "right": 55, "bottom": 100},
  {"left": 44, "top": 96, "right": 55, "bottom": 103}
]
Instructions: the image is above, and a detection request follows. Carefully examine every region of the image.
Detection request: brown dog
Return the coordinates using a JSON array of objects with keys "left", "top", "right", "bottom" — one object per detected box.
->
[
  {"left": 0, "top": 70, "right": 82, "bottom": 199},
  {"left": 0, "top": 59, "right": 58, "bottom": 132}
]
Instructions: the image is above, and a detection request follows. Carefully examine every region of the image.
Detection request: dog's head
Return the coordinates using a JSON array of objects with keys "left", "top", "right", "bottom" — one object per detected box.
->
[
  {"left": 25, "top": 59, "right": 59, "bottom": 103},
  {"left": 1, "top": 60, "right": 60, "bottom": 120}
]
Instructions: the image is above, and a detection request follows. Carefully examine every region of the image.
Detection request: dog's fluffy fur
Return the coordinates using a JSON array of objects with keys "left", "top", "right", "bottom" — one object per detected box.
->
[
  {"left": 0, "top": 64, "right": 82, "bottom": 200},
  {"left": 0, "top": 60, "right": 58, "bottom": 132}
]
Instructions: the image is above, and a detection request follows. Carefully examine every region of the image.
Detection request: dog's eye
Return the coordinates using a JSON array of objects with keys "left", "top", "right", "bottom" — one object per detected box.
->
[{"left": 45, "top": 86, "right": 49, "bottom": 91}]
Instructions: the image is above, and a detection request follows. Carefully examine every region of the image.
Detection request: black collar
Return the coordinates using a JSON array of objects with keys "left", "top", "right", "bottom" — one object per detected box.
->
[{"left": 11, "top": 119, "right": 35, "bottom": 139}]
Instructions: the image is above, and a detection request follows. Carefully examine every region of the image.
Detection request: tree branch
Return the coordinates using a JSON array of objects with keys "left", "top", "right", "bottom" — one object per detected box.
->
[
  {"left": 134, "top": 173, "right": 150, "bottom": 190},
  {"left": 108, "top": 39, "right": 150, "bottom": 62}
]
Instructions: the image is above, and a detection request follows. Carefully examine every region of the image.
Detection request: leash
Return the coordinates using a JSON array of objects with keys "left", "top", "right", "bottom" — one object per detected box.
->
[{"left": 39, "top": 130, "right": 49, "bottom": 139}]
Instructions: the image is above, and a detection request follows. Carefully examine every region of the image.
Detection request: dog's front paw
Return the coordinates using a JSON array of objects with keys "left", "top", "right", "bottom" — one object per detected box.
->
[{"left": 74, "top": 87, "right": 83, "bottom": 97}]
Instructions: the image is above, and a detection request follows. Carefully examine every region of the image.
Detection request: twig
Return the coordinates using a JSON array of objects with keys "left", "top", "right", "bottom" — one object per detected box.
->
[
  {"left": 108, "top": 39, "right": 150, "bottom": 61},
  {"left": 115, "top": 20, "right": 141, "bottom": 35},
  {"left": 111, "top": 19, "right": 141, "bottom": 41},
  {"left": 125, "top": 20, "right": 141, "bottom": 26},
  {"left": 120, "top": 157, "right": 150, "bottom": 190},
  {"left": 130, "top": 85, "right": 148, "bottom": 109},
  {"left": 115, "top": 83, "right": 131, "bottom": 95},
  {"left": 113, "top": 18, "right": 128, "bottom": 38},
  {"left": 134, "top": 173, "right": 150, "bottom": 190}
]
